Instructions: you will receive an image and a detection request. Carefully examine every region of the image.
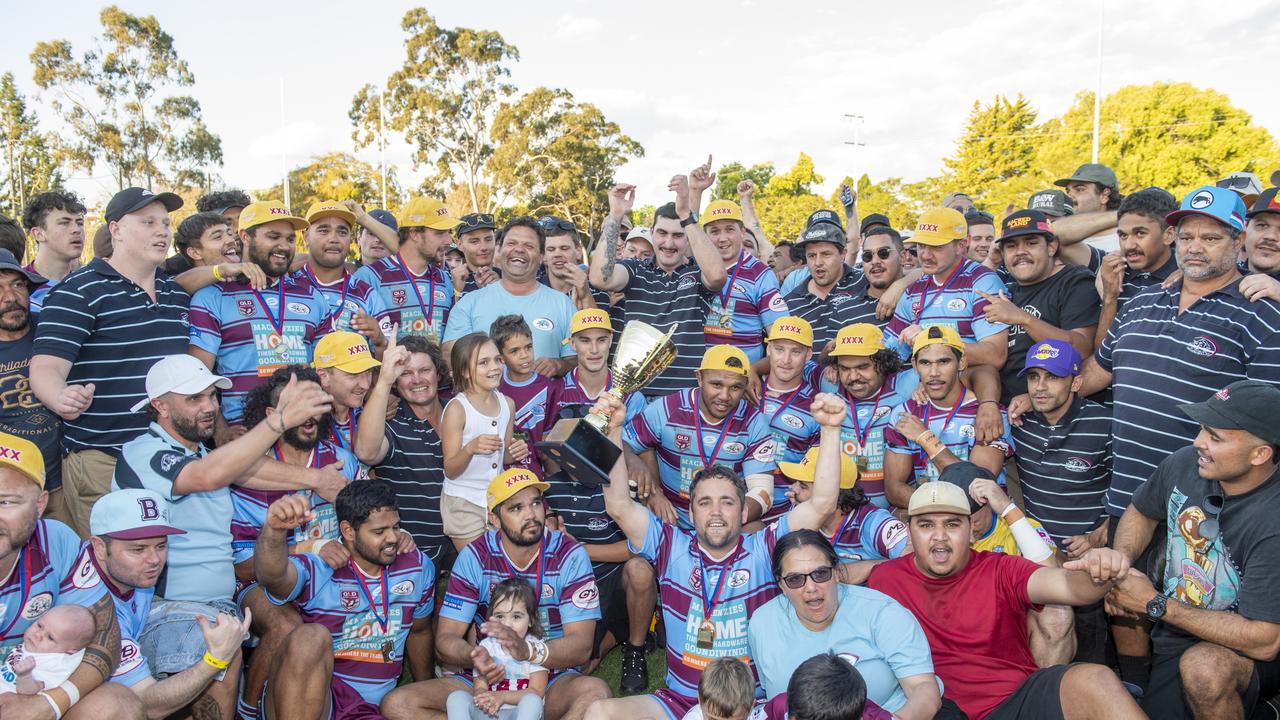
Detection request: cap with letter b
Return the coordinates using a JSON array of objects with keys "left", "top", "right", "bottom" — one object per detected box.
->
[{"left": 91, "top": 489, "right": 186, "bottom": 539}]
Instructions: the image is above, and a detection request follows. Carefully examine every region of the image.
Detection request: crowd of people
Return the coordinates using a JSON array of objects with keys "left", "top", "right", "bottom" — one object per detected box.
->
[{"left": 0, "top": 154, "right": 1275, "bottom": 720}]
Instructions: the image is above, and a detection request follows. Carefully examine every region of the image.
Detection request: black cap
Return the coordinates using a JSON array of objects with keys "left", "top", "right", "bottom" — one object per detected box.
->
[
  {"left": 104, "top": 187, "right": 183, "bottom": 223},
  {"left": 937, "top": 462, "right": 991, "bottom": 514},
  {"left": 0, "top": 250, "right": 44, "bottom": 286},
  {"left": 999, "top": 209, "right": 1056, "bottom": 243},
  {"left": 1027, "top": 189, "right": 1075, "bottom": 218},
  {"left": 1055, "top": 163, "right": 1119, "bottom": 192},
  {"left": 1247, "top": 188, "right": 1280, "bottom": 219},
  {"left": 368, "top": 209, "right": 398, "bottom": 232},
  {"left": 1180, "top": 380, "right": 1280, "bottom": 445},
  {"left": 804, "top": 209, "right": 844, "bottom": 233},
  {"left": 964, "top": 209, "right": 994, "bottom": 226},
  {"left": 456, "top": 212, "right": 496, "bottom": 236},
  {"left": 859, "top": 213, "right": 891, "bottom": 235},
  {"left": 795, "top": 222, "right": 846, "bottom": 250}
]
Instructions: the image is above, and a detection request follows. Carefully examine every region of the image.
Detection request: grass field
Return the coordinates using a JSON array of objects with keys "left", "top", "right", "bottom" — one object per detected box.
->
[{"left": 590, "top": 644, "right": 668, "bottom": 695}]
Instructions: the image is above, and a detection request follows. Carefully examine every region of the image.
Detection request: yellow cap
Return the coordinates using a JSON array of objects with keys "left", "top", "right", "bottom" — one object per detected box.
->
[
  {"left": 239, "top": 201, "right": 308, "bottom": 233},
  {"left": 565, "top": 309, "right": 612, "bottom": 344},
  {"left": 0, "top": 432, "right": 44, "bottom": 489},
  {"left": 698, "top": 344, "right": 750, "bottom": 377},
  {"left": 312, "top": 331, "right": 382, "bottom": 373},
  {"left": 397, "top": 197, "right": 461, "bottom": 231},
  {"left": 766, "top": 317, "right": 813, "bottom": 348},
  {"left": 486, "top": 468, "right": 550, "bottom": 511},
  {"left": 829, "top": 323, "right": 886, "bottom": 357},
  {"left": 305, "top": 200, "right": 356, "bottom": 227},
  {"left": 906, "top": 207, "right": 967, "bottom": 246},
  {"left": 702, "top": 199, "right": 744, "bottom": 226},
  {"left": 912, "top": 325, "right": 965, "bottom": 356},
  {"left": 778, "top": 447, "right": 858, "bottom": 489}
]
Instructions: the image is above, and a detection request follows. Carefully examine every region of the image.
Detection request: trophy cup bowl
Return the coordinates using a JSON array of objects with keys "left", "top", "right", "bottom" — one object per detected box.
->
[{"left": 536, "top": 321, "right": 677, "bottom": 485}]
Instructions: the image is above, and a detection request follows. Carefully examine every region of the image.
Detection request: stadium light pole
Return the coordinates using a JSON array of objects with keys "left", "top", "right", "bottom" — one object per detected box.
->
[
  {"left": 280, "top": 77, "right": 290, "bottom": 209},
  {"left": 379, "top": 87, "right": 388, "bottom": 208},
  {"left": 1091, "top": 0, "right": 1104, "bottom": 164}
]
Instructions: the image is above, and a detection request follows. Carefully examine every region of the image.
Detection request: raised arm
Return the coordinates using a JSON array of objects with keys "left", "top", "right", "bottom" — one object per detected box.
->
[
  {"left": 254, "top": 495, "right": 314, "bottom": 600},
  {"left": 785, "top": 393, "right": 844, "bottom": 531},
  {"left": 588, "top": 185, "right": 635, "bottom": 292},
  {"left": 674, "top": 172, "right": 727, "bottom": 292},
  {"left": 1052, "top": 211, "right": 1117, "bottom": 246},
  {"left": 738, "top": 180, "right": 772, "bottom": 258},
  {"left": 1029, "top": 547, "right": 1130, "bottom": 605},
  {"left": 355, "top": 340, "right": 405, "bottom": 466},
  {"left": 171, "top": 374, "right": 334, "bottom": 496},
  {"left": 596, "top": 395, "right": 653, "bottom": 549},
  {"left": 344, "top": 200, "right": 400, "bottom": 254}
]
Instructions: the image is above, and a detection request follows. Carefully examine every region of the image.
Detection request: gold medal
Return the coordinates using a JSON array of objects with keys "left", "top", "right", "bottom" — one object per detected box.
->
[
  {"left": 696, "top": 619, "right": 716, "bottom": 649},
  {"left": 718, "top": 311, "right": 732, "bottom": 328},
  {"left": 269, "top": 333, "right": 288, "bottom": 357},
  {"left": 381, "top": 639, "right": 394, "bottom": 662},
  {"left": 856, "top": 455, "right": 869, "bottom": 473}
]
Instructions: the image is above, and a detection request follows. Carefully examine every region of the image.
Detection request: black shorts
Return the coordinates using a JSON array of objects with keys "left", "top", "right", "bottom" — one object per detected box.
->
[
  {"left": 985, "top": 663, "right": 1074, "bottom": 720},
  {"left": 591, "top": 563, "right": 629, "bottom": 659},
  {"left": 1142, "top": 647, "right": 1280, "bottom": 719}
]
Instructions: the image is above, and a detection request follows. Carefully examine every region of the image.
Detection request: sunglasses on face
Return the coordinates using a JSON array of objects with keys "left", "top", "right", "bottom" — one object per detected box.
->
[
  {"left": 1198, "top": 493, "right": 1224, "bottom": 540},
  {"left": 905, "top": 247, "right": 919, "bottom": 257},
  {"left": 861, "top": 248, "right": 893, "bottom": 263},
  {"left": 539, "top": 216, "right": 576, "bottom": 233},
  {"left": 779, "top": 565, "right": 835, "bottom": 589}
]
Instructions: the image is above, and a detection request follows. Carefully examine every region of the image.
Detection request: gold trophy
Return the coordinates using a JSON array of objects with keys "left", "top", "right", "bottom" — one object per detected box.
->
[{"left": 537, "top": 320, "right": 677, "bottom": 485}]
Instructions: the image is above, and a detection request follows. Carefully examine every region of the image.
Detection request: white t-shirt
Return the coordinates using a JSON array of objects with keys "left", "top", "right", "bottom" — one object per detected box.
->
[
  {"left": 0, "top": 644, "right": 84, "bottom": 694},
  {"left": 480, "top": 636, "right": 547, "bottom": 708}
]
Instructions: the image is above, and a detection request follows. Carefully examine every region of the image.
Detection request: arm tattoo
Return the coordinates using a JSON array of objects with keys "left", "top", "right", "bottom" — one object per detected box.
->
[
  {"left": 601, "top": 217, "right": 621, "bottom": 282},
  {"left": 83, "top": 593, "right": 120, "bottom": 680}
]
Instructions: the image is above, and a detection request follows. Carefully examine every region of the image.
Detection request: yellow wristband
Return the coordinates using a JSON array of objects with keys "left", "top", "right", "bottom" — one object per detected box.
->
[
  {"left": 212, "top": 264, "right": 225, "bottom": 281},
  {"left": 203, "top": 651, "right": 230, "bottom": 670}
]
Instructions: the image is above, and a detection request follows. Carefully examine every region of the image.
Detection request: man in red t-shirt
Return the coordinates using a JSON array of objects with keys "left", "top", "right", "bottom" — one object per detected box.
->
[{"left": 867, "top": 481, "right": 1144, "bottom": 720}]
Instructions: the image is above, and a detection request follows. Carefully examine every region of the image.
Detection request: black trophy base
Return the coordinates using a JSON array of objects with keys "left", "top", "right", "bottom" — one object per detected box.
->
[{"left": 535, "top": 418, "right": 621, "bottom": 486}]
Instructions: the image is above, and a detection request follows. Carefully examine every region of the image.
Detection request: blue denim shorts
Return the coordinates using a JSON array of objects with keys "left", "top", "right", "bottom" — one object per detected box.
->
[{"left": 137, "top": 597, "right": 241, "bottom": 679}]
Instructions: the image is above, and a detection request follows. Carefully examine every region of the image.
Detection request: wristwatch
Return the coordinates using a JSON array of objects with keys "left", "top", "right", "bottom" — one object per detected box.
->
[
  {"left": 680, "top": 211, "right": 699, "bottom": 227},
  {"left": 1145, "top": 593, "right": 1168, "bottom": 621}
]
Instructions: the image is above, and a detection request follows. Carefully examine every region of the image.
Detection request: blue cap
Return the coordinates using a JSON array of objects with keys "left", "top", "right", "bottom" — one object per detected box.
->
[
  {"left": 368, "top": 208, "right": 398, "bottom": 233},
  {"left": 1019, "top": 339, "right": 1081, "bottom": 378},
  {"left": 1166, "top": 186, "right": 1246, "bottom": 233}
]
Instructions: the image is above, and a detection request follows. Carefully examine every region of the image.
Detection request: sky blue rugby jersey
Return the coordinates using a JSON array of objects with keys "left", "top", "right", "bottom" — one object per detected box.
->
[
  {"left": 188, "top": 275, "right": 329, "bottom": 422},
  {"left": 703, "top": 252, "right": 789, "bottom": 363},
  {"left": 884, "top": 259, "right": 1008, "bottom": 359},
  {"left": 353, "top": 256, "right": 454, "bottom": 341},
  {"left": 268, "top": 549, "right": 436, "bottom": 706},
  {"left": 624, "top": 388, "right": 777, "bottom": 528}
]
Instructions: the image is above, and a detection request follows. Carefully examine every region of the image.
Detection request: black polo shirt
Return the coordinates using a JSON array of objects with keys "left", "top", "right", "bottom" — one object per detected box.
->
[
  {"left": 783, "top": 264, "right": 880, "bottom": 348},
  {"left": 1118, "top": 254, "right": 1177, "bottom": 311},
  {"left": 1001, "top": 265, "right": 1101, "bottom": 403},
  {"left": 376, "top": 404, "right": 455, "bottom": 571},
  {"left": 615, "top": 257, "right": 707, "bottom": 397},
  {"left": 1011, "top": 397, "right": 1112, "bottom": 548},
  {"left": 32, "top": 259, "right": 190, "bottom": 453},
  {"left": 1096, "top": 279, "right": 1280, "bottom": 516}
]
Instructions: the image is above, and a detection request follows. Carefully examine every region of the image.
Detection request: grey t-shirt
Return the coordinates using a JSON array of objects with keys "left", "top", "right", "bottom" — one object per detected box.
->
[
  {"left": 0, "top": 329, "right": 61, "bottom": 490},
  {"left": 1132, "top": 446, "right": 1280, "bottom": 656}
]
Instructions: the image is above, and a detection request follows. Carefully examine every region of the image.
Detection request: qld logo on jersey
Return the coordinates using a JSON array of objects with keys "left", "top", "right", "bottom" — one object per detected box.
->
[
  {"left": 237, "top": 298, "right": 255, "bottom": 316},
  {"left": 675, "top": 433, "right": 691, "bottom": 451},
  {"left": 392, "top": 289, "right": 407, "bottom": 306},
  {"left": 340, "top": 590, "right": 360, "bottom": 611}
]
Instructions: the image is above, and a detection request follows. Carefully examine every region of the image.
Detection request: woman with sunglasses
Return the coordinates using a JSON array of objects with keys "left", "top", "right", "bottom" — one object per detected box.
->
[{"left": 747, "top": 530, "right": 955, "bottom": 720}]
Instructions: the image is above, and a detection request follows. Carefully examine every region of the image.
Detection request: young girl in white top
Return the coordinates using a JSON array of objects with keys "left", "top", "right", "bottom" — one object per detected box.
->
[
  {"left": 446, "top": 578, "right": 548, "bottom": 720},
  {"left": 442, "top": 332, "right": 528, "bottom": 548}
]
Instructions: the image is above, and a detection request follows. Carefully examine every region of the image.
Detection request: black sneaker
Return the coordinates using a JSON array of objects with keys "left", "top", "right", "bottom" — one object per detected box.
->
[{"left": 620, "top": 643, "right": 649, "bottom": 695}]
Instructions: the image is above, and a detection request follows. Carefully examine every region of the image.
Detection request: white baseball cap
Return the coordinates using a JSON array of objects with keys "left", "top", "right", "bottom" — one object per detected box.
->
[
  {"left": 90, "top": 489, "right": 185, "bottom": 540},
  {"left": 130, "top": 354, "right": 231, "bottom": 412},
  {"left": 625, "top": 226, "right": 652, "bottom": 245}
]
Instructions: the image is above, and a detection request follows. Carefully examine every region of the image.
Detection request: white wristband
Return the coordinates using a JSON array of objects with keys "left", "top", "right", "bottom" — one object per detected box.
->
[
  {"left": 38, "top": 691, "right": 62, "bottom": 720},
  {"left": 1008, "top": 517, "right": 1054, "bottom": 563},
  {"left": 58, "top": 681, "right": 80, "bottom": 706},
  {"left": 1000, "top": 503, "right": 1018, "bottom": 519}
]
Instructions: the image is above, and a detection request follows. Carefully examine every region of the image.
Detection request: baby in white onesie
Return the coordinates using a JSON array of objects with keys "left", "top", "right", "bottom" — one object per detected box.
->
[{"left": 0, "top": 604, "right": 95, "bottom": 695}]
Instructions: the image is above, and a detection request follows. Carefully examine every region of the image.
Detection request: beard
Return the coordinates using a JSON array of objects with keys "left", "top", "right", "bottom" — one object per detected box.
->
[
  {"left": 282, "top": 414, "right": 332, "bottom": 451},
  {"left": 501, "top": 518, "right": 544, "bottom": 547},
  {"left": 170, "top": 410, "right": 215, "bottom": 443},
  {"left": 352, "top": 536, "right": 395, "bottom": 567},
  {"left": 0, "top": 302, "right": 29, "bottom": 333}
]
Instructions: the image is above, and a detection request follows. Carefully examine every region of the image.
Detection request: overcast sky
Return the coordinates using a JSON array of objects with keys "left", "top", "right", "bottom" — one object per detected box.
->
[{"left": 5, "top": 0, "right": 1278, "bottom": 208}]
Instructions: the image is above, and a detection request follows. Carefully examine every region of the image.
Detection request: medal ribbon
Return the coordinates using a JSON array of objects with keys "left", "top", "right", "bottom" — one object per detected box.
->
[
  {"left": 500, "top": 533, "right": 547, "bottom": 600},
  {"left": 916, "top": 259, "right": 967, "bottom": 318},
  {"left": 394, "top": 255, "right": 436, "bottom": 330},
  {"left": 331, "top": 411, "right": 357, "bottom": 451},
  {"left": 717, "top": 251, "right": 745, "bottom": 313},
  {"left": 304, "top": 265, "right": 350, "bottom": 331},
  {"left": 250, "top": 279, "right": 287, "bottom": 337},
  {"left": 843, "top": 386, "right": 885, "bottom": 449},
  {"left": 694, "top": 392, "right": 733, "bottom": 468},
  {"left": 352, "top": 563, "right": 390, "bottom": 634},
  {"left": 761, "top": 377, "right": 804, "bottom": 433},
  {"left": 0, "top": 548, "right": 32, "bottom": 640},
  {"left": 696, "top": 550, "right": 731, "bottom": 624},
  {"left": 918, "top": 393, "right": 966, "bottom": 464}
]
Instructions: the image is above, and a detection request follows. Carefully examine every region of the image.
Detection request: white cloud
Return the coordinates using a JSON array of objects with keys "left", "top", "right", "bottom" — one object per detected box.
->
[{"left": 556, "top": 14, "right": 602, "bottom": 39}]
